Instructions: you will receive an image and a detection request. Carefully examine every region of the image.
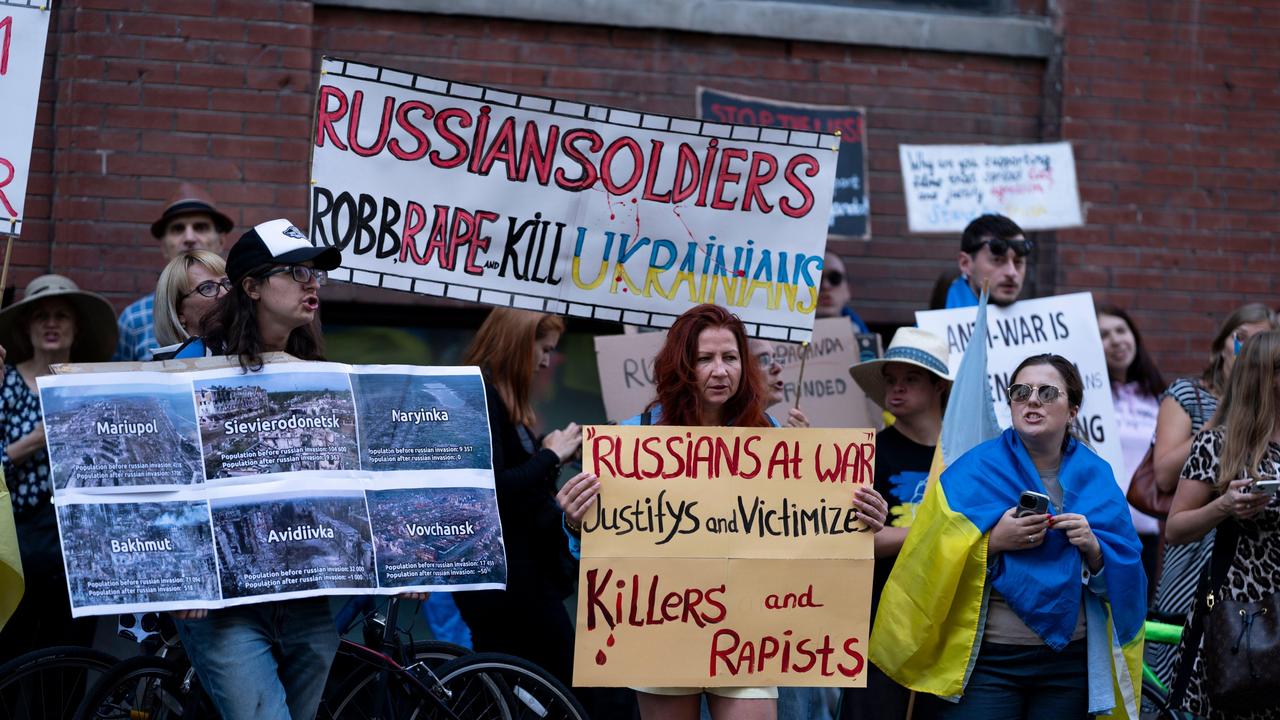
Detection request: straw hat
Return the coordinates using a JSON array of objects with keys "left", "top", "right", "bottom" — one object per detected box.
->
[
  {"left": 0, "top": 275, "right": 118, "bottom": 364},
  {"left": 849, "top": 327, "right": 953, "bottom": 409}
]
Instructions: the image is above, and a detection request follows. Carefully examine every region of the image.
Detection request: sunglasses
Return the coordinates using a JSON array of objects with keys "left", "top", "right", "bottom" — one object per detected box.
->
[
  {"left": 981, "top": 237, "right": 1034, "bottom": 257},
  {"left": 823, "top": 270, "right": 845, "bottom": 286},
  {"left": 180, "top": 278, "right": 231, "bottom": 300},
  {"left": 259, "top": 265, "right": 327, "bottom": 286},
  {"left": 1007, "top": 383, "right": 1064, "bottom": 404}
]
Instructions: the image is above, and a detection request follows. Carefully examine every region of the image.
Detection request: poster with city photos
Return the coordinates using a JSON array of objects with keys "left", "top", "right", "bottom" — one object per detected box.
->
[
  {"left": 210, "top": 490, "right": 375, "bottom": 599},
  {"left": 192, "top": 367, "right": 359, "bottom": 480},
  {"left": 58, "top": 499, "right": 220, "bottom": 608},
  {"left": 352, "top": 370, "right": 494, "bottom": 472},
  {"left": 367, "top": 486, "right": 506, "bottom": 588},
  {"left": 41, "top": 374, "right": 203, "bottom": 491}
]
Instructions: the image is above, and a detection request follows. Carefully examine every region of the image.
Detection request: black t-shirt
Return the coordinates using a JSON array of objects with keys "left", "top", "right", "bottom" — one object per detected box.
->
[{"left": 871, "top": 425, "right": 936, "bottom": 609}]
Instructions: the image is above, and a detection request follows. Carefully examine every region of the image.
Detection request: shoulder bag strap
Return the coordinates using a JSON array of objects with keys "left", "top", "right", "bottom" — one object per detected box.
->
[{"left": 1169, "top": 518, "right": 1241, "bottom": 703}]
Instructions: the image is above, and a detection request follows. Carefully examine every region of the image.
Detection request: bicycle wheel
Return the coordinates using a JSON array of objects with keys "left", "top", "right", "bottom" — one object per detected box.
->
[
  {"left": 0, "top": 645, "right": 117, "bottom": 720},
  {"left": 73, "top": 655, "right": 215, "bottom": 720},
  {"left": 433, "top": 653, "right": 588, "bottom": 720}
]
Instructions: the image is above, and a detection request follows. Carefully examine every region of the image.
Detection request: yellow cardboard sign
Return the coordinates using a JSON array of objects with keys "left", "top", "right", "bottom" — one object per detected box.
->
[{"left": 573, "top": 425, "right": 875, "bottom": 687}]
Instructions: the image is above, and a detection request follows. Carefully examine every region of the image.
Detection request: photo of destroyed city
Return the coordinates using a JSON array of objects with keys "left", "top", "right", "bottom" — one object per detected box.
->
[
  {"left": 194, "top": 370, "right": 358, "bottom": 479},
  {"left": 210, "top": 490, "right": 375, "bottom": 598},
  {"left": 367, "top": 486, "right": 506, "bottom": 587},
  {"left": 43, "top": 382, "right": 203, "bottom": 490},
  {"left": 352, "top": 372, "right": 493, "bottom": 471},
  {"left": 59, "top": 499, "right": 219, "bottom": 608}
]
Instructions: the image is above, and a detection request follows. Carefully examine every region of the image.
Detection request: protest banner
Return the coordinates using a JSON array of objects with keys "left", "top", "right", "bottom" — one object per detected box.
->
[
  {"left": 573, "top": 425, "right": 874, "bottom": 687},
  {"left": 898, "top": 142, "right": 1083, "bottom": 233},
  {"left": 915, "top": 292, "right": 1124, "bottom": 483},
  {"left": 593, "top": 318, "right": 880, "bottom": 428},
  {"left": 698, "top": 88, "right": 869, "bottom": 238},
  {"left": 0, "top": 1, "right": 52, "bottom": 237},
  {"left": 309, "top": 58, "right": 839, "bottom": 342},
  {"left": 41, "top": 362, "right": 505, "bottom": 617}
]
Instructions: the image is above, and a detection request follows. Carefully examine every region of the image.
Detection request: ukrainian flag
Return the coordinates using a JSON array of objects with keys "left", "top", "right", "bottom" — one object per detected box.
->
[
  {"left": 869, "top": 292, "right": 1145, "bottom": 718},
  {"left": 0, "top": 470, "right": 24, "bottom": 630}
]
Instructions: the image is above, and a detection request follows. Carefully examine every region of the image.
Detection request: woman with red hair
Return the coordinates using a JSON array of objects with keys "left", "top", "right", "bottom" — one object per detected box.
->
[{"left": 558, "top": 304, "right": 887, "bottom": 720}]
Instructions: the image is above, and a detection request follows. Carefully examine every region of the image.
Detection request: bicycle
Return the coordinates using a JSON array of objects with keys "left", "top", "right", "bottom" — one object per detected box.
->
[
  {"left": 0, "top": 645, "right": 118, "bottom": 720},
  {"left": 75, "top": 596, "right": 588, "bottom": 720},
  {"left": 1139, "top": 617, "right": 1191, "bottom": 720}
]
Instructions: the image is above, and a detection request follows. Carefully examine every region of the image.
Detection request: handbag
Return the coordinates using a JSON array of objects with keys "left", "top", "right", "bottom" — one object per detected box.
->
[
  {"left": 1196, "top": 521, "right": 1280, "bottom": 711},
  {"left": 1127, "top": 382, "right": 1208, "bottom": 519}
]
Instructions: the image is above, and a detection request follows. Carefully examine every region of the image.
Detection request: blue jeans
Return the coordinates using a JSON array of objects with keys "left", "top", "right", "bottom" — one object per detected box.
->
[
  {"left": 938, "top": 640, "right": 1088, "bottom": 720},
  {"left": 175, "top": 598, "right": 339, "bottom": 720}
]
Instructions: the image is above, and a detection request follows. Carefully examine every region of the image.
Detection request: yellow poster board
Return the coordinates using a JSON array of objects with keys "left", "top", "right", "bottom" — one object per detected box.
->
[{"left": 573, "top": 425, "right": 875, "bottom": 687}]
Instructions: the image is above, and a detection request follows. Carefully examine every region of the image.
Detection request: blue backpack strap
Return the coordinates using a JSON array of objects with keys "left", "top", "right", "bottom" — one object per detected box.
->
[{"left": 766, "top": 413, "right": 781, "bottom": 427}]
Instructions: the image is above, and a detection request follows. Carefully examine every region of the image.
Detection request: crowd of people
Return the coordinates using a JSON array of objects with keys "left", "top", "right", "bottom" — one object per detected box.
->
[{"left": 0, "top": 183, "right": 1275, "bottom": 720}]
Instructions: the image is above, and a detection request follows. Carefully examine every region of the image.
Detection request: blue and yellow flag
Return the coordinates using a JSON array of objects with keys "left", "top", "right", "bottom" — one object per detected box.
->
[{"left": 0, "top": 470, "right": 24, "bottom": 631}]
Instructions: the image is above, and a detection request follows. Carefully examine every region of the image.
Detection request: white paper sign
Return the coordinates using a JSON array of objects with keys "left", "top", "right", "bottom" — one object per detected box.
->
[
  {"left": 0, "top": 2, "right": 52, "bottom": 237},
  {"left": 899, "top": 142, "right": 1083, "bottom": 233},
  {"left": 915, "top": 293, "right": 1124, "bottom": 485},
  {"left": 309, "top": 58, "right": 839, "bottom": 342}
]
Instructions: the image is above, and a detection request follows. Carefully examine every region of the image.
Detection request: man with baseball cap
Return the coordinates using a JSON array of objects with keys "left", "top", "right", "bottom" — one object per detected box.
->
[
  {"left": 114, "top": 184, "right": 233, "bottom": 360},
  {"left": 841, "top": 327, "right": 952, "bottom": 720}
]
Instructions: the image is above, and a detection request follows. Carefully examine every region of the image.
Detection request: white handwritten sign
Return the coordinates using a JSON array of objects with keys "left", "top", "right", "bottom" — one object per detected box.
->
[
  {"left": 899, "top": 142, "right": 1083, "bottom": 233},
  {"left": 916, "top": 293, "right": 1124, "bottom": 485},
  {"left": 0, "top": 2, "right": 52, "bottom": 237}
]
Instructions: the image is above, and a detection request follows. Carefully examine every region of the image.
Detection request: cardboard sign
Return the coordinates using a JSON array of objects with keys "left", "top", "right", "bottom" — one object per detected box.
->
[
  {"left": 699, "top": 88, "right": 869, "bottom": 238},
  {"left": 898, "top": 142, "right": 1083, "bottom": 233},
  {"left": 0, "top": 1, "right": 53, "bottom": 237},
  {"left": 42, "top": 362, "right": 505, "bottom": 617},
  {"left": 915, "top": 293, "right": 1124, "bottom": 484},
  {"left": 573, "top": 425, "right": 874, "bottom": 687},
  {"left": 309, "top": 58, "right": 839, "bottom": 342},
  {"left": 593, "top": 318, "right": 880, "bottom": 428}
]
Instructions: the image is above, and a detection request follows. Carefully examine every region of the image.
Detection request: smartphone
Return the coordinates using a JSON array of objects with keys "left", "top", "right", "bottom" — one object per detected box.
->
[
  {"left": 1252, "top": 480, "right": 1280, "bottom": 496},
  {"left": 1015, "top": 490, "right": 1051, "bottom": 517}
]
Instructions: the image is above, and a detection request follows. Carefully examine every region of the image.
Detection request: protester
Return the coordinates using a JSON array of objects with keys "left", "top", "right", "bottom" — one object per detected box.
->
[
  {"left": 945, "top": 214, "right": 1031, "bottom": 308},
  {"left": 1097, "top": 305, "right": 1166, "bottom": 581},
  {"left": 172, "top": 219, "right": 342, "bottom": 720},
  {"left": 557, "top": 303, "right": 888, "bottom": 720},
  {"left": 817, "top": 251, "right": 872, "bottom": 333},
  {"left": 1165, "top": 329, "right": 1280, "bottom": 719},
  {"left": 0, "top": 275, "right": 116, "bottom": 663},
  {"left": 871, "top": 353, "right": 1145, "bottom": 719},
  {"left": 1146, "top": 302, "right": 1277, "bottom": 687},
  {"left": 152, "top": 250, "right": 230, "bottom": 359},
  {"left": 842, "top": 327, "right": 952, "bottom": 720},
  {"left": 115, "top": 183, "right": 232, "bottom": 361},
  {"left": 452, "top": 308, "right": 582, "bottom": 687},
  {"left": 747, "top": 338, "right": 808, "bottom": 427}
]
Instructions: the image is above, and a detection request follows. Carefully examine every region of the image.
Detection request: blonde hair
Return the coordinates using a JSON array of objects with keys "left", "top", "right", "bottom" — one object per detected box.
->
[
  {"left": 1215, "top": 330, "right": 1280, "bottom": 491},
  {"left": 463, "top": 308, "right": 564, "bottom": 428},
  {"left": 153, "top": 250, "right": 227, "bottom": 346}
]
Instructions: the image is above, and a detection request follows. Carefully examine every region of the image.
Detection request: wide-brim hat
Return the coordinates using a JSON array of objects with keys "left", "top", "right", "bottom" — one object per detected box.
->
[
  {"left": 150, "top": 183, "right": 234, "bottom": 239},
  {"left": 226, "top": 218, "right": 342, "bottom": 285},
  {"left": 849, "top": 327, "right": 953, "bottom": 409},
  {"left": 0, "top": 275, "right": 118, "bottom": 364}
]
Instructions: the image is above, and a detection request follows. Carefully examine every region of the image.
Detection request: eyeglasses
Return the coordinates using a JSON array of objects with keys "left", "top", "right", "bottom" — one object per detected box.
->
[
  {"left": 823, "top": 270, "right": 845, "bottom": 287},
  {"left": 180, "top": 278, "right": 231, "bottom": 300},
  {"left": 981, "top": 237, "right": 1034, "bottom": 257},
  {"left": 1007, "top": 383, "right": 1064, "bottom": 404},
  {"left": 259, "top": 265, "right": 327, "bottom": 286},
  {"left": 756, "top": 352, "right": 779, "bottom": 369}
]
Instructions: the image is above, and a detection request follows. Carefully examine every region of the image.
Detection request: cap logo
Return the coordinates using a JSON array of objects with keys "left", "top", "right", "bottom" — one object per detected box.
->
[{"left": 282, "top": 225, "right": 306, "bottom": 240}]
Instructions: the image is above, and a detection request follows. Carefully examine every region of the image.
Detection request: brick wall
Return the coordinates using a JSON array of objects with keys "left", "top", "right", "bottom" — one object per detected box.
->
[{"left": 12, "top": 1, "right": 1276, "bottom": 374}]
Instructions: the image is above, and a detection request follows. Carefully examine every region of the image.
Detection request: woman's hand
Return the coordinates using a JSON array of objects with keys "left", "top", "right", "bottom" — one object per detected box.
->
[
  {"left": 171, "top": 609, "right": 208, "bottom": 621},
  {"left": 398, "top": 592, "right": 431, "bottom": 601},
  {"left": 1052, "top": 513, "right": 1103, "bottom": 572},
  {"left": 989, "top": 508, "right": 1050, "bottom": 555},
  {"left": 784, "top": 408, "right": 810, "bottom": 428},
  {"left": 556, "top": 471, "right": 600, "bottom": 528},
  {"left": 7, "top": 422, "right": 46, "bottom": 466},
  {"left": 853, "top": 486, "right": 887, "bottom": 533},
  {"left": 1216, "top": 478, "right": 1271, "bottom": 520},
  {"left": 542, "top": 422, "right": 583, "bottom": 463}
]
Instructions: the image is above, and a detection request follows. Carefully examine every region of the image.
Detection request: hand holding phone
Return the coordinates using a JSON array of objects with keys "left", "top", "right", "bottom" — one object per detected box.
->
[
  {"left": 1015, "top": 490, "right": 1050, "bottom": 517},
  {"left": 1251, "top": 479, "right": 1280, "bottom": 496}
]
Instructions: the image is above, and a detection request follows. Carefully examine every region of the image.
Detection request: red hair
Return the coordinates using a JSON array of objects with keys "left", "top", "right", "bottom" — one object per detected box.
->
[
  {"left": 464, "top": 308, "right": 565, "bottom": 427},
  {"left": 648, "top": 304, "right": 770, "bottom": 428}
]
